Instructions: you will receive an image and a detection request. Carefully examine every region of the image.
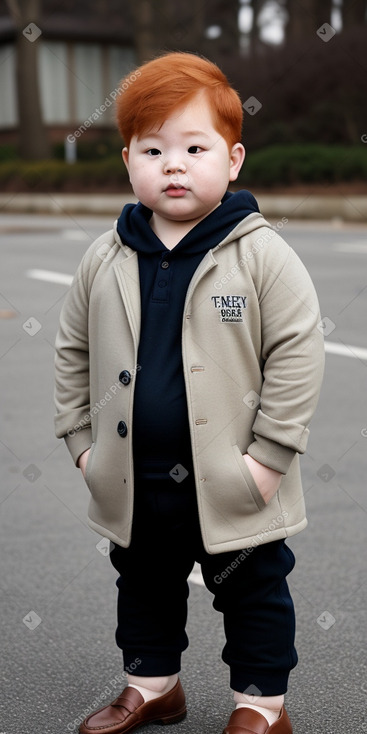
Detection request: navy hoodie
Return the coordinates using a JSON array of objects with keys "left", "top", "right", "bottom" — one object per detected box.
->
[{"left": 116, "top": 190, "right": 259, "bottom": 478}]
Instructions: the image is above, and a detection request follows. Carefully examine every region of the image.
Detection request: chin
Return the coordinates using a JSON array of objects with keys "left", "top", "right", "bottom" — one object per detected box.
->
[{"left": 171, "top": 212, "right": 206, "bottom": 222}]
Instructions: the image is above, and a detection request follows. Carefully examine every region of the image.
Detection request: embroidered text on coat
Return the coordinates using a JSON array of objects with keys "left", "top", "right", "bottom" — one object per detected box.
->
[{"left": 211, "top": 295, "right": 248, "bottom": 323}]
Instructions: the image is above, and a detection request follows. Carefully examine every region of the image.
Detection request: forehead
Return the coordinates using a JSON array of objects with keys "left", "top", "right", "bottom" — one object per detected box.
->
[{"left": 138, "top": 93, "right": 216, "bottom": 140}]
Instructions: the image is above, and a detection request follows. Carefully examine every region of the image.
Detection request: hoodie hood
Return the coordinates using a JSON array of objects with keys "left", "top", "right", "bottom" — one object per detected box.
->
[{"left": 116, "top": 189, "right": 260, "bottom": 256}]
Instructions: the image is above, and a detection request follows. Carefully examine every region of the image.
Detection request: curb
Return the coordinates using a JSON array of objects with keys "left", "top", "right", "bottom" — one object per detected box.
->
[
  {"left": 0, "top": 192, "right": 366, "bottom": 221},
  {"left": 258, "top": 194, "right": 367, "bottom": 222}
]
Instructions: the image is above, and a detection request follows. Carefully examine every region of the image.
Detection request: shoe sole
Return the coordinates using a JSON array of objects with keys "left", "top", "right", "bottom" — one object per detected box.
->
[
  {"left": 153, "top": 708, "right": 187, "bottom": 725},
  {"left": 91, "top": 707, "right": 187, "bottom": 733}
]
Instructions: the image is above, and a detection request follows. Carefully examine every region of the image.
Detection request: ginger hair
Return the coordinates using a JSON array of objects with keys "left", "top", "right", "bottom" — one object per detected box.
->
[{"left": 115, "top": 52, "right": 243, "bottom": 150}]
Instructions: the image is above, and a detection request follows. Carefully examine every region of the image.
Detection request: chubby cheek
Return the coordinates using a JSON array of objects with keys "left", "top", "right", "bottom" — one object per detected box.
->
[
  {"left": 196, "top": 175, "right": 227, "bottom": 206},
  {"left": 129, "top": 168, "right": 151, "bottom": 196},
  {"left": 130, "top": 171, "right": 162, "bottom": 207},
  {"left": 194, "top": 158, "right": 229, "bottom": 188}
]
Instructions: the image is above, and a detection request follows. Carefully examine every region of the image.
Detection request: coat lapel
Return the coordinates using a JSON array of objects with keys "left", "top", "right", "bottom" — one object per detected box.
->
[{"left": 113, "top": 252, "right": 141, "bottom": 349}]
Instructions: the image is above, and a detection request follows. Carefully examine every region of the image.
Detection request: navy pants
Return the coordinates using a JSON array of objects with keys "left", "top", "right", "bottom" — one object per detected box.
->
[{"left": 109, "top": 472, "right": 298, "bottom": 695}]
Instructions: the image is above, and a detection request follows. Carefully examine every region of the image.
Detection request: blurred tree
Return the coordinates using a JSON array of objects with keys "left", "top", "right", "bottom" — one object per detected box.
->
[
  {"left": 128, "top": 0, "right": 240, "bottom": 63},
  {"left": 342, "top": 0, "right": 366, "bottom": 27},
  {"left": 3, "top": 0, "right": 366, "bottom": 162},
  {"left": 164, "top": 0, "right": 207, "bottom": 56},
  {"left": 203, "top": 0, "right": 240, "bottom": 56},
  {"left": 5, "top": 0, "right": 51, "bottom": 159},
  {"left": 284, "top": 0, "right": 333, "bottom": 41},
  {"left": 226, "top": 20, "right": 367, "bottom": 149},
  {"left": 249, "top": 0, "right": 265, "bottom": 51},
  {"left": 130, "top": 0, "right": 157, "bottom": 63}
]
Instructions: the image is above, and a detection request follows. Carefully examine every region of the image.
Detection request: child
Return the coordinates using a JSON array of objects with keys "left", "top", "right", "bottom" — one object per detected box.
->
[{"left": 54, "top": 52, "right": 324, "bottom": 734}]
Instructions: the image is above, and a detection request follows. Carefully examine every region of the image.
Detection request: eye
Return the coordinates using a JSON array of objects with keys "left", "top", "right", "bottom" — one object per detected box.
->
[
  {"left": 146, "top": 148, "right": 161, "bottom": 156},
  {"left": 188, "top": 146, "right": 203, "bottom": 154}
]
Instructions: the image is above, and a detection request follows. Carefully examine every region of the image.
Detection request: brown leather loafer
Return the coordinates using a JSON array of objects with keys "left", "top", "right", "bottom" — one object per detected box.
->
[
  {"left": 79, "top": 678, "right": 186, "bottom": 734},
  {"left": 222, "top": 706, "right": 292, "bottom": 734}
]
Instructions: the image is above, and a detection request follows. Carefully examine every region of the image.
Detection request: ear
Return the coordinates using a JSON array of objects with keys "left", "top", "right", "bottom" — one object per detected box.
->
[
  {"left": 122, "top": 147, "right": 129, "bottom": 172},
  {"left": 228, "top": 143, "right": 245, "bottom": 182}
]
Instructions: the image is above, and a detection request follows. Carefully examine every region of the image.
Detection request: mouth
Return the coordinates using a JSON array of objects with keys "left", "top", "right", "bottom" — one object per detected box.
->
[
  {"left": 165, "top": 183, "right": 188, "bottom": 191},
  {"left": 164, "top": 183, "right": 188, "bottom": 197}
]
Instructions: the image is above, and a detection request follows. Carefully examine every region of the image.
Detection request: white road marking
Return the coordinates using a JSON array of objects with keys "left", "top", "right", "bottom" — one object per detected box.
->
[
  {"left": 334, "top": 242, "right": 367, "bottom": 253},
  {"left": 62, "top": 229, "right": 90, "bottom": 240},
  {"left": 188, "top": 563, "right": 205, "bottom": 586},
  {"left": 24, "top": 270, "right": 367, "bottom": 362},
  {"left": 325, "top": 341, "right": 367, "bottom": 360},
  {"left": 26, "top": 269, "right": 73, "bottom": 285}
]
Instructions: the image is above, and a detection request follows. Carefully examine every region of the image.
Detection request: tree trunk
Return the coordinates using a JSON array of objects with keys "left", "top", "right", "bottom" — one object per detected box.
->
[
  {"left": 313, "top": 0, "right": 333, "bottom": 30},
  {"left": 170, "top": 0, "right": 207, "bottom": 54},
  {"left": 16, "top": 30, "right": 51, "bottom": 159},
  {"left": 284, "top": 0, "right": 304, "bottom": 42},
  {"left": 284, "top": 0, "right": 333, "bottom": 42},
  {"left": 342, "top": 0, "right": 366, "bottom": 28},
  {"left": 6, "top": 0, "right": 51, "bottom": 159},
  {"left": 207, "top": 0, "right": 240, "bottom": 56},
  {"left": 130, "top": 0, "right": 158, "bottom": 64},
  {"left": 249, "top": 0, "right": 264, "bottom": 51}
]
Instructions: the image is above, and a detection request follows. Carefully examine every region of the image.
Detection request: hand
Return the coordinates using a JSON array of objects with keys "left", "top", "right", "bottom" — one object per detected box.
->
[
  {"left": 242, "top": 453, "right": 282, "bottom": 504},
  {"left": 77, "top": 448, "right": 91, "bottom": 478}
]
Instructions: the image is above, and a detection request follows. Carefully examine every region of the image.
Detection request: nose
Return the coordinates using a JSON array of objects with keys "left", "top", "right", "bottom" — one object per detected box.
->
[{"left": 163, "top": 156, "right": 187, "bottom": 175}]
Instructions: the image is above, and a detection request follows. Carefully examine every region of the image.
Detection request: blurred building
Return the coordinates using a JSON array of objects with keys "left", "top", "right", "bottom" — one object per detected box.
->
[{"left": 0, "top": 0, "right": 136, "bottom": 144}]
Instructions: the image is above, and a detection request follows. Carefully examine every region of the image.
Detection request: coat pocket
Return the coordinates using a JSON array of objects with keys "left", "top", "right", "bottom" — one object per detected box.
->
[
  {"left": 84, "top": 442, "right": 96, "bottom": 490},
  {"left": 232, "top": 445, "right": 266, "bottom": 512}
]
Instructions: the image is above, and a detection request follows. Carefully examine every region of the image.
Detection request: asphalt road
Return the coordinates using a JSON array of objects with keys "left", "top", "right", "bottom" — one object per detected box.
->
[{"left": 0, "top": 211, "right": 366, "bottom": 734}]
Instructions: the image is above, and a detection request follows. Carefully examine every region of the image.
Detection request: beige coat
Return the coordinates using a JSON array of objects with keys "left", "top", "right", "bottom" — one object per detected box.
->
[{"left": 54, "top": 212, "right": 324, "bottom": 554}]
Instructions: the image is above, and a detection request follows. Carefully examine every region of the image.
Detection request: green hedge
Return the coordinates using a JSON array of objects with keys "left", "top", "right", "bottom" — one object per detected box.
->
[
  {"left": 1, "top": 144, "right": 366, "bottom": 191},
  {"left": 0, "top": 157, "right": 129, "bottom": 191},
  {"left": 238, "top": 144, "right": 367, "bottom": 187}
]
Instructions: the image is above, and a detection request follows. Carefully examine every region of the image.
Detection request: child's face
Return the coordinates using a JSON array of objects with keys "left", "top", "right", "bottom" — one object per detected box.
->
[{"left": 122, "top": 92, "right": 245, "bottom": 227}]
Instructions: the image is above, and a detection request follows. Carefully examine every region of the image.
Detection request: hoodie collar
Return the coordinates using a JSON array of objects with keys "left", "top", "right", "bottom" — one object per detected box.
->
[{"left": 116, "top": 190, "right": 260, "bottom": 257}]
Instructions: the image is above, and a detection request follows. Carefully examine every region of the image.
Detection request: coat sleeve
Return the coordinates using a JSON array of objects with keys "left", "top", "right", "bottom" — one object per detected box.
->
[
  {"left": 246, "top": 241, "right": 325, "bottom": 474},
  {"left": 54, "top": 249, "right": 95, "bottom": 466}
]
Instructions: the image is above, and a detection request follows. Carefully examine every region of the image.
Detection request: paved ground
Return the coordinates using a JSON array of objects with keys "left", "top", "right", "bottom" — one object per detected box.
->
[
  {"left": 0, "top": 212, "right": 366, "bottom": 734},
  {"left": 1, "top": 191, "right": 367, "bottom": 221}
]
